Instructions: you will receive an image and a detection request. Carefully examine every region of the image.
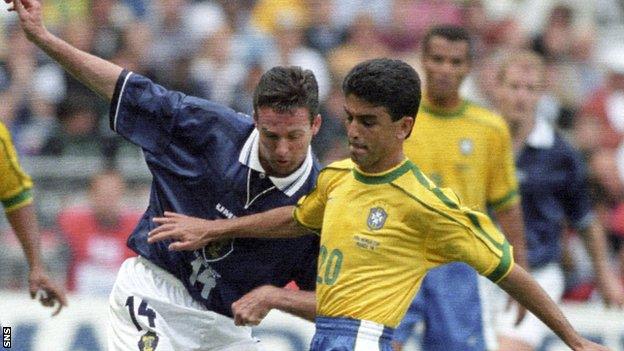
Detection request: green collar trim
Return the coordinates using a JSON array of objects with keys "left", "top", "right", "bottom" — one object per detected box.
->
[
  {"left": 421, "top": 100, "right": 469, "bottom": 118},
  {"left": 353, "top": 160, "right": 412, "bottom": 184}
]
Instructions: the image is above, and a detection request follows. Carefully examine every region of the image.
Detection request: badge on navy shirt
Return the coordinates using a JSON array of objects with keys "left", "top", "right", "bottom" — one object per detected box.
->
[
  {"left": 367, "top": 207, "right": 387, "bottom": 231},
  {"left": 202, "top": 239, "right": 235, "bottom": 262}
]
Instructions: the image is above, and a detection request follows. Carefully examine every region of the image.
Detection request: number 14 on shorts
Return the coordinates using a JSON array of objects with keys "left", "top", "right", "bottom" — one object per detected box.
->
[{"left": 126, "top": 296, "right": 157, "bottom": 331}]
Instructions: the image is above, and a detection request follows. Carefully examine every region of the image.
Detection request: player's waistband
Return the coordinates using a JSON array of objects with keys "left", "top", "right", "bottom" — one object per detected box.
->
[{"left": 315, "top": 316, "right": 393, "bottom": 341}]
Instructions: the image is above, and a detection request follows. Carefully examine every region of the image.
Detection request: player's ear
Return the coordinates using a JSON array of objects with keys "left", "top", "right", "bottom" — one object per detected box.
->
[
  {"left": 396, "top": 116, "right": 414, "bottom": 140},
  {"left": 311, "top": 114, "right": 322, "bottom": 136}
]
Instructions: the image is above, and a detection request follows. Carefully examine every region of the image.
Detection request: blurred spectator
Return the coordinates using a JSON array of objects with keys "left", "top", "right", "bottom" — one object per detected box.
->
[
  {"left": 250, "top": 0, "right": 306, "bottom": 35},
  {"left": 39, "top": 93, "right": 103, "bottom": 157},
  {"left": 190, "top": 25, "right": 247, "bottom": 105},
  {"left": 331, "top": 0, "right": 393, "bottom": 28},
  {"left": 575, "top": 46, "right": 624, "bottom": 153},
  {"left": 381, "top": 0, "right": 462, "bottom": 53},
  {"left": 531, "top": 4, "right": 575, "bottom": 62},
  {"left": 564, "top": 146, "right": 624, "bottom": 301},
  {"left": 303, "top": 0, "right": 346, "bottom": 55},
  {"left": 261, "top": 14, "right": 330, "bottom": 101},
  {"left": 327, "top": 13, "right": 389, "bottom": 84},
  {"left": 0, "top": 24, "right": 65, "bottom": 155},
  {"left": 57, "top": 169, "right": 141, "bottom": 295},
  {"left": 231, "top": 62, "right": 264, "bottom": 116}
]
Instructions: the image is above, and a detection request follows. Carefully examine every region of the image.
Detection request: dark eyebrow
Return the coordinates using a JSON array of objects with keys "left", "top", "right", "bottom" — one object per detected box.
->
[{"left": 343, "top": 107, "right": 377, "bottom": 119}]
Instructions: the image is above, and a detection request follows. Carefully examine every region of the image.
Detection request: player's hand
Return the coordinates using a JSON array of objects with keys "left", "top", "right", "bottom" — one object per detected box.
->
[
  {"left": 505, "top": 295, "right": 528, "bottom": 326},
  {"left": 231, "top": 285, "right": 277, "bottom": 326},
  {"left": 28, "top": 266, "right": 68, "bottom": 316},
  {"left": 149, "top": 211, "right": 221, "bottom": 251},
  {"left": 6, "top": 0, "right": 48, "bottom": 43}
]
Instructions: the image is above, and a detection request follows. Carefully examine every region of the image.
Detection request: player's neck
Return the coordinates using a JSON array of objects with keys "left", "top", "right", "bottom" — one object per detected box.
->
[
  {"left": 426, "top": 92, "right": 462, "bottom": 111},
  {"left": 358, "top": 152, "right": 406, "bottom": 174}
]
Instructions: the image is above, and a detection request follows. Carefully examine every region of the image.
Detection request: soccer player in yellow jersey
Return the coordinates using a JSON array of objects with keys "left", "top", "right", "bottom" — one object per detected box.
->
[
  {"left": 0, "top": 121, "right": 67, "bottom": 315},
  {"left": 397, "top": 25, "right": 527, "bottom": 351},
  {"left": 148, "top": 58, "right": 608, "bottom": 351}
]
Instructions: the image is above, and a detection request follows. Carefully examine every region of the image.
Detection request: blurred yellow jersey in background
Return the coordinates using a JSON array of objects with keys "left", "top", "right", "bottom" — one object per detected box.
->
[
  {"left": 404, "top": 98, "right": 519, "bottom": 212},
  {"left": 0, "top": 122, "right": 33, "bottom": 213}
]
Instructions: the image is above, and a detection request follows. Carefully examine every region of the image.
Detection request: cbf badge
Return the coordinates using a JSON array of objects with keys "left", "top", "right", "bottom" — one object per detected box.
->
[
  {"left": 459, "top": 138, "right": 474, "bottom": 155},
  {"left": 138, "top": 331, "right": 159, "bottom": 351},
  {"left": 367, "top": 207, "right": 387, "bottom": 230}
]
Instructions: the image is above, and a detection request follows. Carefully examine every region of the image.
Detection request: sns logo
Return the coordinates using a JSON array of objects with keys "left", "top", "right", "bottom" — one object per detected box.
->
[
  {"left": 367, "top": 207, "right": 387, "bottom": 231},
  {"left": 3, "top": 327, "right": 10, "bottom": 348}
]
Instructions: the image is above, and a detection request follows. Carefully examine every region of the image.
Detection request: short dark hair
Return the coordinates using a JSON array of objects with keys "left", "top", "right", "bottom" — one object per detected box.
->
[
  {"left": 253, "top": 66, "right": 319, "bottom": 122},
  {"left": 342, "top": 58, "right": 421, "bottom": 123},
  {"left": 423, "top": 25, "right": 472, "bottom": 60}
]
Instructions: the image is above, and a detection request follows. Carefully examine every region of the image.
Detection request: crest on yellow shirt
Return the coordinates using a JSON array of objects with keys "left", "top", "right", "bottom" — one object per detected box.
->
[
  {"left": 367, "top": 207, "right": 387, "bottom": 231},
  {"left": 138, "top": 331, "right": 159, "bottom": 351},
  {"left": 459, "top": 138, "right": 474, "bottom": 155}
]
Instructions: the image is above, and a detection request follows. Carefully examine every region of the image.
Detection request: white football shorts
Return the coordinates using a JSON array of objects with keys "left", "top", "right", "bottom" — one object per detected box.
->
[{"left": 108, "top": 256, "right": 264, "bottom": 351}]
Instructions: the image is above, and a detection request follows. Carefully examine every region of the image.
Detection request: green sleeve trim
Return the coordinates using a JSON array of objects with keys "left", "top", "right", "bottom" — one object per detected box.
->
[
  {"left": 3, "top": 189, "right": 33, "bottom": 212},
  {"left": 487, "top": 190, "right": 519, "bottom": 211},
  {"left": 487, "top": 240, "right": 514, "bottom": 283}
]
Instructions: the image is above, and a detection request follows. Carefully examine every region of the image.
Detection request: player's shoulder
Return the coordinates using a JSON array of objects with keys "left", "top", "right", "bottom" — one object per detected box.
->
[
  {"left": 463, "top": 100, "right": 509, "bottom": 133},
  {"left": 323, "top": 158, "right": 355, "bottom": 172},
  {"left": 0, "top": 121, "right": 10, "bottom": 141}
]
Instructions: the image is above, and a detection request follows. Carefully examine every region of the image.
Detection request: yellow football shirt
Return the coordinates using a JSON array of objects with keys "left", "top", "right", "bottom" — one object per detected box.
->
[
  {"left": 404, "top": 98, "right": 518, "bottom": 212},
  {"left": 294, "top": 159, "right": 514, "bottom": 327},
  {"left": 0, "top": 122, "right": 33, "bottom": 213}
]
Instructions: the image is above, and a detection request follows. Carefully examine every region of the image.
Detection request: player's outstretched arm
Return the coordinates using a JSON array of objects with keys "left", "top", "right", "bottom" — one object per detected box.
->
[
  {"left": 7, "top": 204, "right": 68, "bottom": 316},
  {"left": 231, "top": 286, "right": 316, "bottom": 325},
  {"left": 148, "top": 206, "right": 310, "bottom": 251},
  {"left": 578, "top": 220, "right": 624, "bottom": 307},
  {"left": 497, "top": 265, "right": 611, "bottom": 351},
  {"left": 6, "top": 0, "right": 122, "bottom": 101}
]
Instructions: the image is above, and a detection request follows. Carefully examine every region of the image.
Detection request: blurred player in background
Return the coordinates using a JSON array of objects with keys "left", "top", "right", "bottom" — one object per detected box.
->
[
  {"left": 7, "top": 0, "right": 321, "bottom": 349},
  {"left": 149, "top": 58, "right": 610, "bottom": 351},
  {"left": 495, "top": 50, "right": 624, "bottom": 351},
  {"left": 0, "top": 121, "right": 67, "bottom": 315},
  {"left": 396, "top": 25, "right": 527, "bottom": 351}
]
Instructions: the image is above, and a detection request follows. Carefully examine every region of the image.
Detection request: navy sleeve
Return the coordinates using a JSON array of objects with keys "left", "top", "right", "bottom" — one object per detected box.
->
[
  {"left": 291, "top": 236, "right": 320, "bottom": 291},
  {"left": 109, "top": 70, "right": 253, "bottom": 157},
  {"left": 558, "top": 143, "right": 594, "bottom": 230}
]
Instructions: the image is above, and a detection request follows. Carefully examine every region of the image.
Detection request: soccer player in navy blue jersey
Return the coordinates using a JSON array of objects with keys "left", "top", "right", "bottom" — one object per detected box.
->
[
  {"left": 8, "top": 0, "right": 321, "bottom": 349},
  {"left": 495, "top": 50, "right": 624, "bottom": 351}
]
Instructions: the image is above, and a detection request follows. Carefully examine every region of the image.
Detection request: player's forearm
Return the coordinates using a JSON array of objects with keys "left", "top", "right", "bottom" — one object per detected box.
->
[
  {"left": 269, "top": 289, "right": 316, "bottom": 321},
  {"left": 28, "top": 29, "right": 122, "bottom": 101},
  {"left": 221, "top": 206, "right": 309, "bottom": 239},
  {"left": 579, "top": 220, "right": 616, "bottom": 290},
  {"left": 497, "top": 265, "right": 585, "bottom": 350},
  {"left": 495, "top": 204, "right": 528, "bottom": 268},
  {"left": 6, "top": 204, "right": 44, "bottom": 270}
]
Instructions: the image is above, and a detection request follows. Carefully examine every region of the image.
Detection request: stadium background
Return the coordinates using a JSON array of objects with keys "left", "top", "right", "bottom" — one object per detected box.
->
[{"left": 1, "top": 0, "right": 624, "bottom": 349}]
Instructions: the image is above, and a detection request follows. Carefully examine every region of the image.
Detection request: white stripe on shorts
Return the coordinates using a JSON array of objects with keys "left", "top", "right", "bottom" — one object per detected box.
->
[{"left": 354, "top": 319, "right": 384, "bottom": 351}]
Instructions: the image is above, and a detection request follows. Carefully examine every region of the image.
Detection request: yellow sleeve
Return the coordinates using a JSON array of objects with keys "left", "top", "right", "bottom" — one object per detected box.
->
[
  {"left": 486, "top": 122, "right": 519, "bottom": 211},
  {"left": 422, "top": 187, "right": 514, "bottom": 283},
  {"left": 0, "top": 123, "right": 34, "bottom": 213},
  {"left": 293, "top": 169, "right": 330, "bottom": 231}
]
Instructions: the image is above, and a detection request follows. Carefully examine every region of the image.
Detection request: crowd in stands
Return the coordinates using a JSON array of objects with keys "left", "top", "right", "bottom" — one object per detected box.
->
[{"left": 0, "top": 0, "right": 623, "bottom": 303}]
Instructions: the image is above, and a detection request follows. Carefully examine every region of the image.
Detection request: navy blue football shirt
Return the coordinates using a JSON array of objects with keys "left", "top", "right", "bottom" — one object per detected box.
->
[
  {"left": 516, "top": 120, "right": 593, "bottom": 269},
  {"left": 109, "top": 70, "right": 320, "bottom": 317}
]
